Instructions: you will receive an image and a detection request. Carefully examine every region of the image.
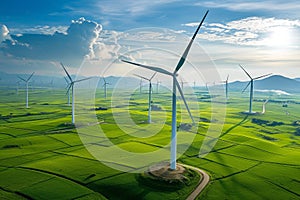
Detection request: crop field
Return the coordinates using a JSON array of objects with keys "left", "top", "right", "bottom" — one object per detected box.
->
[{"left": 0, "top": 86, "right": 299, "bottom": 200}]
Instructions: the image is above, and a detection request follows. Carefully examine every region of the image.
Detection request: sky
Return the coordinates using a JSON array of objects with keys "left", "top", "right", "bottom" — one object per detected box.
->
[{"left": 0, "top": 0, "right": 299, "bottom": 82}]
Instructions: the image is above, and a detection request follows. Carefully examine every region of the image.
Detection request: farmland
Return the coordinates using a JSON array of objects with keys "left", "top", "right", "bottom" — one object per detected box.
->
[{"left": 0, "top": 86, "right": 299, "bottom": 199}]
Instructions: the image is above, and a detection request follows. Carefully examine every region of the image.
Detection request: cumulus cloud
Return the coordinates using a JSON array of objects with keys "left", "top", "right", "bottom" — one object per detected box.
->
[
  {"left": 10, "top": 25, "right": 68, "bottom": 35},
  {"left": 198, "top": 0, "right": 300, "bottom": 12},
  {"left": 183, "top": 17, "right": 300, "bottom": 46},
  {"left": 88, "top": 30, "right": 121, "bottom": 61},
  {"left": 0, "top": 25, "right": 11, "bottom": 43},
  {"left": 0, "top": 17, "right": 102, "bottom": 66}
]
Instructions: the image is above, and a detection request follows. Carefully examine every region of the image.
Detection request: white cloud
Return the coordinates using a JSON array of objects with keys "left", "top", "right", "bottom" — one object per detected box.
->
[
  {"left": 0, "top": 17, "right": 102, "bottom": 66},
  {"left": 183, "top": 17, "right": 300, "bottom": 47},
  {"left": 199, "top": 0, "right": 300, "bottom": 12},
  {"left": 10, "top": 26, "right": 68, "bottom": 35},
  {"left": 0, "top": 25, "right": 11, "bottom": 43},
  {"left": 95, "top": 0, "right": 180, "bottom": 16}
]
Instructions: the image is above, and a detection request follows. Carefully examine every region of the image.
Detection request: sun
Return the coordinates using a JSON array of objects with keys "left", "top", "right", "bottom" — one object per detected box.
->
[{"left": 266, "top": 26, "right": 292, "bottom": 47}]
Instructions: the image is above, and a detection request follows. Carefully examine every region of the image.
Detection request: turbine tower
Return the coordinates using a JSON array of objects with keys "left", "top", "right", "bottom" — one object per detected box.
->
[
  {"left": 122, "top": 10, "right": 208, "bottom": 170},
  {"left": 18, "top": 72, "right": 34, "bottom": 108},
  {"left": 134, "top": 72, "right": 157, "bottom": 123},
  {"left": 239, "top": 64, "right": 271, "bottom": 114},
  {"left": 60, "top": 63, "right": 91, "bottom": 124}
]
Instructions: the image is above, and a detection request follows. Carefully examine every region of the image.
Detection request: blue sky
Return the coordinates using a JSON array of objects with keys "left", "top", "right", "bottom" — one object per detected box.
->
[{"left": 0, "top": 0, "right": 299, "bottom": 81}]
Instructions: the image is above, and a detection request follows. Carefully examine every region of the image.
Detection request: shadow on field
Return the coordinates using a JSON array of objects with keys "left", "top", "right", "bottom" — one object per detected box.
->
[{"left": 220, "top": 115, "right": 249, "bottom": 138}]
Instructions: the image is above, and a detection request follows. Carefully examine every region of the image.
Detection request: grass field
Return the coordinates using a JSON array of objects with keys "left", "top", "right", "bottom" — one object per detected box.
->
[{"left": 0, "top": 86, "right": 299, "bottom": 199}]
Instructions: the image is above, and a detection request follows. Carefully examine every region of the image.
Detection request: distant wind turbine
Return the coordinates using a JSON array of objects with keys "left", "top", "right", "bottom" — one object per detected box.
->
[
  {"left": 221, "top": 75, "right": 229, "bottom": 100},
  {"left": 18, "top": 72, "right": 34, "bottom": 108},
  {"left": 60, "top": 63, "right": 92, "bottom": 124},
  {"left": 139, "top": 78, "right": 143, "bottom": 94},
  {"left": 122, "top": 10, "right": 208, "bottom": 170},
  {"left": 103, "top": 77, "right": 110, "bottom": 99},
  {"left": 134, "top": 72, "right": 157, "bottom": 123},
  {"left": 239, "top": 64, "right": 272, "bottom": 114},
  {"left": 180, "top": 79, "right": 188, "bottom": 93},
  {"left": 261, "top": 99, "right": 269, "bottom": 114},
  {"left": 16, "top": 80, "right": 21, "bottom": 95},
  {"left": 156, "top": 80, "right": 161, "bottom": 94}
]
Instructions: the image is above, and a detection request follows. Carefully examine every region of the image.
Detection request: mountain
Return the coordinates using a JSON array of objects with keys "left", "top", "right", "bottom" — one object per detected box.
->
[
  {"left": 229, "top": 75, "right": 300, "bottom": 93},
  {"left": 0, "top": 71, "right": 140, "bottom": 89}
]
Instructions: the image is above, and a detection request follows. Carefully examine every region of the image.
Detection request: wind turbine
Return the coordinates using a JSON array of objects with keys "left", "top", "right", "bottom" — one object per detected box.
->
[
  {"left": 16, "top": 80, "right": 21, "bottom": 95},
  {"left": 60, "top": 63, "right": 92, "bottom": 124},
  {"left": 139, "top": 78, "right": 143, "bottom": 94},
  {"left": 122, "top": 10, "right": 208, "bottom": 170},
  {"left": 133, "top": 72, "right": 157, "bottom": 123},
  {"left": 156, "top": 80, "right": 161, "bottom": 94},
  {"left": 18, "top": 72, "right": 34, "bottom": 108},
  {"left": 103, "top": 77, "right": 110, "bottom": 99},
  {"left": 180, "top": 79, "right": 188, "bottom": 93},
  {"left": 221, "top": 75, "right": 229, "bottom": 100},
  {"left": 239, "top": 64, "right": 272, "bottom": 114}
]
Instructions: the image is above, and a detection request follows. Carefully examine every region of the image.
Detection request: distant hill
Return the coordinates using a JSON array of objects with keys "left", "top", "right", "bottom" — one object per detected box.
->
[
  {"left": 1, "top": 72, "right": 300, "bottom": 93},
  {"left": 229, "top": 75, "right": 300, "bottom": 93},
  {"left": 0, "top": 71, "right": 140, "bottom": 89}
]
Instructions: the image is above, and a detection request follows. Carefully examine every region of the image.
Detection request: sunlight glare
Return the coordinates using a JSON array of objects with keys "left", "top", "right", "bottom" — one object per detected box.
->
[{"left": 266, "top": 26, "right": 292, "bottom": 47}]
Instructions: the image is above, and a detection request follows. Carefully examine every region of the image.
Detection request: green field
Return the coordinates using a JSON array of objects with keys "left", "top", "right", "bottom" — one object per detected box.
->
[{"left": 0, "top": 87, "right": 299, "bottom": 199}]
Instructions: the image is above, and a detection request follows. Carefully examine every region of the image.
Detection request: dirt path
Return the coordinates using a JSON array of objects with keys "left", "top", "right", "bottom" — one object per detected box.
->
[{"left": 181, "top": 164, "right": 210, "bottom": 200}]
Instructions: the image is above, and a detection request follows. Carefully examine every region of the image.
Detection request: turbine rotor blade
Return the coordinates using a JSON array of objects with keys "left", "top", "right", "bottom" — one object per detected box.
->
[
  {"left": 65, "top": 83, "right": 70, "bottom": 89},
  {"left": 64, "top": 77, "right": 69, "bottom": 84},
  {"left": 226, "top": 74, "right": 229, "bottom": 82},
  {"left": 239, "top": 64, "right": 252, "bottom": 79},
  {"left": 253, "top": 73, "right": 272, "bottom": 80},
  {"left": 242, "top": 81, "right": 251, "bottom": 93},
  {"left": 18, "top": 76, "right": 27, "bottom": 82},
  {"left": 122, "top": 60, "right": 173, "bottom": 76},
  {"left": 149, "top": 72, "right": 157, "bottom": 81},
  {"left": 27, "top": 72, "right": 35, "bottom": 82},
  {"left": 174, "top": 10, "right": 209, "bottom": 73},
  {"left": 175, "top": 78, "right": 195, "bottom": 124},
  {"left": 66, "top": 83, "right": 72, "bottom": 95},
  {"left": 133, "top": 73, "right": 149, "bottom": 81},
  {"left": 60, "top": 62, "right": 73, "bottom": 82},
  {"left": 73, "top": 77, "right": 92, "bottom": 83}
]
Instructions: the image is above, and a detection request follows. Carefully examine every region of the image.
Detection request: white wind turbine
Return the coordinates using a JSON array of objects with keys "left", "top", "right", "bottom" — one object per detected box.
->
[
  {"left": 156, "top": 80, "right": 161, "bottom": 94},
  {"left": 180, "top": 79, "right": 188, "bottom": 93},
  {"left": 60, "top": 63, "right": 92, "bottom": 124},
  {"left": 103, "top": 77, "right": 110, "bottom": 99},
  {"left": 134, "top": 72, "right": 157, "bottom": 123},
  {"left": 18, "top": 72, "right": 34, "bottom": 108},
  {"left": 221, "top": 75, "right": 229, "bottom": 100},
  {"left": 122, "top": 10, "right": 208, "bottom": 170},
  {"left": 16, "top": 80, "right": 21, "bottom": 95},
  {"left": 139, "top": 78, "right": 143, "bottom": 94},
  {"left": 239, "top": 64, "right": 272, "bottom": 114}
]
